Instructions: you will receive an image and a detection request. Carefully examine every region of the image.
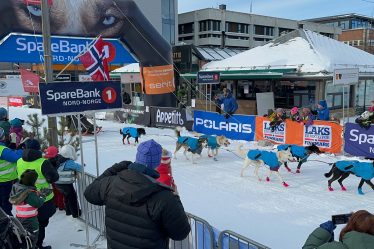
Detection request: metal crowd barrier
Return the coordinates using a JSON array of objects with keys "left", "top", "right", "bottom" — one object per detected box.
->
[
  {"left": 217, "top": 230, "right": 270, "bottom": 249},
  {"left": 76, "top": 173, "right": 270, "bottom": 249},
  {"left": 170, "top": 213, "right": 215, "bottom": 249}
]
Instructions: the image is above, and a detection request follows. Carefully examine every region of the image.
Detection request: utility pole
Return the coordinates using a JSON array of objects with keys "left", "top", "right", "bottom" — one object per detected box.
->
[{"left": 41, "top": 0, "right": 58, "bottom": 146}]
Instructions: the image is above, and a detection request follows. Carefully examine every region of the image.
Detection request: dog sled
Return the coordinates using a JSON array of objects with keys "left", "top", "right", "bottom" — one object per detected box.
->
[
  {"left": 0, "top": 208, "right": 33, "bottom": 249},
  {"left": 66, "top": 115, "right": 102, "bottom": 136}
]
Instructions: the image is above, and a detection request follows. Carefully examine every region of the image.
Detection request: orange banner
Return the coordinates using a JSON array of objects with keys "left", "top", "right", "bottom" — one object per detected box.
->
[
  {"left": 256, "top": 117, "right": 343, "bottom": 153},
  {"left": 141, "top": 65, "right": 175, "bottom": 95}
]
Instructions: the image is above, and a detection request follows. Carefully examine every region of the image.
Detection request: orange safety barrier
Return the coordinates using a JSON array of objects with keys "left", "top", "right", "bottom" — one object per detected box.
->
[{"left": 255, "top": 117, "right": 343, "bottom": 153}]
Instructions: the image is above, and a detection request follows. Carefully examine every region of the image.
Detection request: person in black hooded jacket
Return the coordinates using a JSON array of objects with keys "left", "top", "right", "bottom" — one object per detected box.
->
[
  {"left": 16, "top": 139, "right": 59, "bottom": 249},
  {"left": 84, "top": 139, "right": 190, "bottom": 249}
]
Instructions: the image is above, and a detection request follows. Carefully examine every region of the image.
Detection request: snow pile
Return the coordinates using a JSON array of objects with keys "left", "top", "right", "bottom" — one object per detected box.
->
[{"left": 8, "top": 107, "right": 374, "bottom": 249}]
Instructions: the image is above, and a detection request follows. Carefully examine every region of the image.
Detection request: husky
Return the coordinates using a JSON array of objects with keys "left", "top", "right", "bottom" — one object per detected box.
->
[
  {"left": 174, "top": 129, "right": 207, "bottom": 164},
  {"left": 237, "top": 145, "right": 295, "bottom": 187},
  {"left": 277, "top": 144, "right": 321, "bottom": 173},
  {"left": 120, "top": 127, "right": 146, "bottom": 145},
  {"left": 199, "top": 135, "right": 230, "bottom": 161},
  {"left": 324, "top": 160, "right": 374, "bottom": 195}
]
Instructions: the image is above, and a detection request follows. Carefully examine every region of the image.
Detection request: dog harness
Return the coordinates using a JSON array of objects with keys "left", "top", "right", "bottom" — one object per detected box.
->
[
  {"left": 178, "top": 137, "right": 200, "bottom": 153},
  {"left": 247, "top": 150, "right": 280, "bottom": 170},
  {"left": 336, "top": 160, "right": 374, "bottom": 180},
  {"left": 122, "top": 127, "right": 139, "bottom": 138},
  {"left": 277, "top": 144, "right": 307, "bottom": 158},
  {"left": 200, "top": 135, "right": 219, "bottom": 149}
]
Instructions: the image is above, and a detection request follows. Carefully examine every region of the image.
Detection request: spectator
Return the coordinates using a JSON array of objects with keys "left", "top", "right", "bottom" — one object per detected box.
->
[
  {"left": 301, "top": 108, "right": 315, "bottom": 127},
  {"left": 9, "top": 170, "right": 52, "bottom": 249},
  {"left": 0, "top": 108, "right": 10, "bottom": 144},
  {"left": 369, "top": 100, "right": 374, "bottom": 112},
  {"left": 9, "top": 118, "right": 24, "bottom": 148},
  {"left": 0, "top": 127, "right": 23, "bottom": 216},
  {"left": 84, "top": 139, "right": 190, "bottom": 249},
  {"left": 156, "top": 149, "right": 177, "bottom": 193},
  {"left": 290, "top": 107, "right": 302, "bottom": 122},
  {"left": 54, "top": 145, "right": 82, "bottom": 218},
  {"left": 302, "top": 210, "right": 374, "bottom": 249},
  {"left": 122, "top": 91, "right": 131, "bottom": 105},
  {"left": 355, "top": 111, "right": 374, "bottom": 130},
  {"left": 269, "top": 108, "right": 287, "bottom": 132},
  {"left": 215, "top": 88, "right": 238, "bottom": 119},
  {"left": 44, "top": 146, "right": 65, "bottom": 211},
  {"left": 214, "top": 85, "right": 225, "bottom": 114},
  {"left": 17, "top": 139, "right": 59, "bottom": 249},
  {"left": 317, "top": 100, "right": 330, "bottom": 121}
]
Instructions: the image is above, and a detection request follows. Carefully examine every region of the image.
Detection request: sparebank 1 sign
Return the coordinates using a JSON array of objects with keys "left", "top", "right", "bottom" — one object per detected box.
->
[
  {"left": 0, "top": 33, "right": 137, "bottom": 64},
  {"left": 39, "top": 81, "right": 122, "bottom": 115}
]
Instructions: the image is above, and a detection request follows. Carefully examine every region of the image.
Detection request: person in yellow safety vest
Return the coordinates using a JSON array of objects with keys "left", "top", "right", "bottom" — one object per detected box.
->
[
  {"left": 0, "top": 127, "right": 23, "bottom": 216},
  {"left": 17, "top": 139, "right": 59, "bottom": 249}
]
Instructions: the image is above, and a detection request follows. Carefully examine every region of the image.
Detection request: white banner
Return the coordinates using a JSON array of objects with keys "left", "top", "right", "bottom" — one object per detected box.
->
[
  {"left": 0, "top": 78, "right": 27, "bottom": 97},
  {"left": 333, "top": 68, "right": 359, "bottom": 85}
]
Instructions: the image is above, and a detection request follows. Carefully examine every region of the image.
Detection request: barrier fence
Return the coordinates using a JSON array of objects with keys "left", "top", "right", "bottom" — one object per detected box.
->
[{"left": 77, "top": 172, "right": 270, "bottom": 249}]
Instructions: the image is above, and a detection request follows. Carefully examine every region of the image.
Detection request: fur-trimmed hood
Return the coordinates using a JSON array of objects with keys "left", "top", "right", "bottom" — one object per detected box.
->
[{"left": 9, "top": 182, "right": 36, "bottom": 205}]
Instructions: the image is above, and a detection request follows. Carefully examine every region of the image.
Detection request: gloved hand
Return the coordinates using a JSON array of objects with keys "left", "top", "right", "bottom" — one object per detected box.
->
[
  {"left": 39, "top": 188, "right": 53, "bottom": 199},
  {"left": 320, "top": 221, "right": 336, "bottom": 242}
]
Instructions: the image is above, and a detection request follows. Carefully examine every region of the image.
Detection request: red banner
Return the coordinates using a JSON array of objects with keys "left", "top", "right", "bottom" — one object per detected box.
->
[
  {"left": 20, "top": 69, "right": 40, "bottom": 93},
  {"left": 8, "top": 97, "right": 24, "bottom": 107},
  {"left": 256, "top": 117, "right": 343, "bottom": 153}
]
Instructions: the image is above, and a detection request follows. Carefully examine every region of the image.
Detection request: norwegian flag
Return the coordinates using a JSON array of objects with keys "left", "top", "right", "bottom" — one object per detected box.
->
[{"left": 79, "top": 37, "right": 110, "bottom": 81}]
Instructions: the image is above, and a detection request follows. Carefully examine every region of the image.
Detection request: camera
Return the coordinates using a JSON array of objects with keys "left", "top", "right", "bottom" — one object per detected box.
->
[{"left": 332, "top": 213, "right": 352, "bottom": 225}]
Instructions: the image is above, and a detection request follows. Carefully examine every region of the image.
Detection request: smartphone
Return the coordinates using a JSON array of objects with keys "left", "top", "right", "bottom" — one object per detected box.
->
[{"left": 332, "top": 214, "right": 352, "bottom": 225}]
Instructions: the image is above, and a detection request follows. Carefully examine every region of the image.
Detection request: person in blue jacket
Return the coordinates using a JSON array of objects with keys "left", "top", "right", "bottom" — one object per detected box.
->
[
  {"left": 215, "top": 89, "right": 238, "bottom": 119},
  {"left": 0, "top": 127, "right": 23, "bottom": 215},
  {"left": 277, "top": 144, "right": 321, "bottom": 173},
  {"left": 317, "top": 100, "right": 330, "bottom": 121}
]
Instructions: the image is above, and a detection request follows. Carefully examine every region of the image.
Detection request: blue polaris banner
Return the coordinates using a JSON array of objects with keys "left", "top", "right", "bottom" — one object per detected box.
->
[
  {"left": 0, "top": 33, "right": 136, "bottom": 64},
  {"left": 194, "top": 111, "right": 255, "bottom": 141},
  {"left": 39, "top": 81, "right": 122, "bottom": 115},
  {"left": 344, "top": 123, "right": 374, "bottom": 158}
]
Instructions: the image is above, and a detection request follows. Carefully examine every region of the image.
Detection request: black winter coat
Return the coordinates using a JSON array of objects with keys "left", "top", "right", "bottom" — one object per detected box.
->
[{"left": 84, "top": 161, "right": 190, "bottom": 249}]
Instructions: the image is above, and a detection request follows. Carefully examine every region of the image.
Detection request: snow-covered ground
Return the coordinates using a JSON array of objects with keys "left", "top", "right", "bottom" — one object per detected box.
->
[{"left": 8, "top": 107, "right": 374, "bottom": 249}]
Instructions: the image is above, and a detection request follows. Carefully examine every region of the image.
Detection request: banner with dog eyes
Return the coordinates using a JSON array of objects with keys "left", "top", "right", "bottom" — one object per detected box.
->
[
  {"left": 255, "top": 117, "right": 343, "bottom": 153},
  {"left": 344, "top": 123, "right": 374, "bottom": 158}
]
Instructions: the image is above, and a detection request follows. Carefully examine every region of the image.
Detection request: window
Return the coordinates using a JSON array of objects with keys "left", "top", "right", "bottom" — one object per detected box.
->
[
  {"left": 274, "top": 81, "right": 316, "bottom": 108},
  {"left": 226, "top": 22, "right": 249, "bottom": 33},
  {"left": 236, "top": 81, "right": 271, "bottom": 100},
  {"left": 178, "top": 36, "right": 193, "bottom": 41},
  {"left": 199, "top": 20, "right": 221, "bottom": 32},
  {"left": 353, "top": 40, "right": 359, "bottom": 46},
  {"left": 254, "top": 37, "right": 271, "bottom": 42},
  {"left": 325, "top": 81, "right": 350, "bottom": 109},
  {"left": 179, "top": 23, "right": 194, "bottom": 34},
  {"left": 356, "top": 80, "right": 374, "bottom": 108},
  {"left": 226, "top": 35, "right": 249, "bottom": 40},
  {"left": 254, "top": 25, "right": 274, "bottom": 36},
  {"left": 199, "top": 34, "right": 221, "bottom": 38},
  {"left": 279, "top": 28, "right": 294, "bottom": 35},
  {"left": 320, "top": 33, "right": 334, "bottom": 38},
  {"left": 161, "top": 0, "right": 176, "bottom": 44}
]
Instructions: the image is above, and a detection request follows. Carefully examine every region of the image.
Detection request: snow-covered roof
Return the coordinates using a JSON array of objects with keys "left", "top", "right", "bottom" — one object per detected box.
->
[
  {"left": 203, "top": 29, "right": 374, "bottom": 74},
  {"left": 111, "top": 63, "right": 140, "bottom": 73}
]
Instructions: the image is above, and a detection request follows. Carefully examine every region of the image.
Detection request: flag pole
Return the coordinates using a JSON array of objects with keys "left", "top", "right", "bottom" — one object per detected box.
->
[{"left": 55, "top": 35, "right": 101, "bottom": 78}]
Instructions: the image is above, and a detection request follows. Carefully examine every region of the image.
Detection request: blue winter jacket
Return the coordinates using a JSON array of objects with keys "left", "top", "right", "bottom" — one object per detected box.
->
[
  {"left": 178, "top": 136, "right": 200, "bottom": 153},
  {"left": 217, "top": 93, "right": 238, "bottom": 114},
  {"left": 317, "top": 100, "right": 330, "bottom": 121},
  {"left": 277, "top": 144, "right": 307, "bottom": 158},
  {"left": 0, "top": 142, "right": 22, "bottom": 163},
  {"left": 122, "top": 127, "right": 139, "bottom": 138},
  {"left": 200, "top": 135, "right": 219, "bottom": 149},
  {"left": 247, "top": 150, "right": 280, "bottom": 170},
  {"left": 335, "top": 160, "right": 374, "bottom": 180}
]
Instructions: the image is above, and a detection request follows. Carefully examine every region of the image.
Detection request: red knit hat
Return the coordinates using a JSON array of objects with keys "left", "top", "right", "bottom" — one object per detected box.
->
[{"left": 44, "top": 146, "right": 58, "bottom": 158}]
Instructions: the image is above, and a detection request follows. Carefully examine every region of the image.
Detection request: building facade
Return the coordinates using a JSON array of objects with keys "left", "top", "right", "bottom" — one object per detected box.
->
[
  {"left": 306, "top": 14, "right": 374, "bottom": 54},
  {"left": 178, "top": 5, "right": 340, "bottom": 49}
]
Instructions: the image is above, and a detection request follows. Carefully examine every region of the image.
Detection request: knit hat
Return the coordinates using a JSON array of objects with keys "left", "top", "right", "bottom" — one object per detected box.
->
[
  {"left": 20, "top": 169, "right": 38, "bottom": 187},
  {"left": 25, "top": 139, "right": 41, "bottom": 151},
  {"left": 290, "top": 107, "right": 299, "bottom": 115},
  {"left": 59, "top": 145, "right": 77, "bottom": 161},
  {"left": 161, "top": 148, "right": 172, "bottom": 165},
  {"left": 0, "top": 108, "right": 7, "bottom": 120},
  {"left": 135, "top": 139, "right": 162, "bottom": 170},
  {"left": 10, "top": 118, "right": 24, "bottom": 128},
  {"left": 44, "top": 146, "right": 59, "bottom": 159}
]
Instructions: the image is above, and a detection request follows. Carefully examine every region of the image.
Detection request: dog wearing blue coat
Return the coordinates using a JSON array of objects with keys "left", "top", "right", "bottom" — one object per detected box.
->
[
  {"left": 199, "top": 135, "right": 230, "bottom": 161},
  {"left": 120, "top": 127, "right": 146, "bottom": 144},
  {"left": 324, "top": 160, "right": 374, "bottom": 195},
  {"left": 238, "top": 145, "right": 294, "bottom": 187},
  {"left": 174, "top": 129, "right": 207, "bottom": 164}
]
